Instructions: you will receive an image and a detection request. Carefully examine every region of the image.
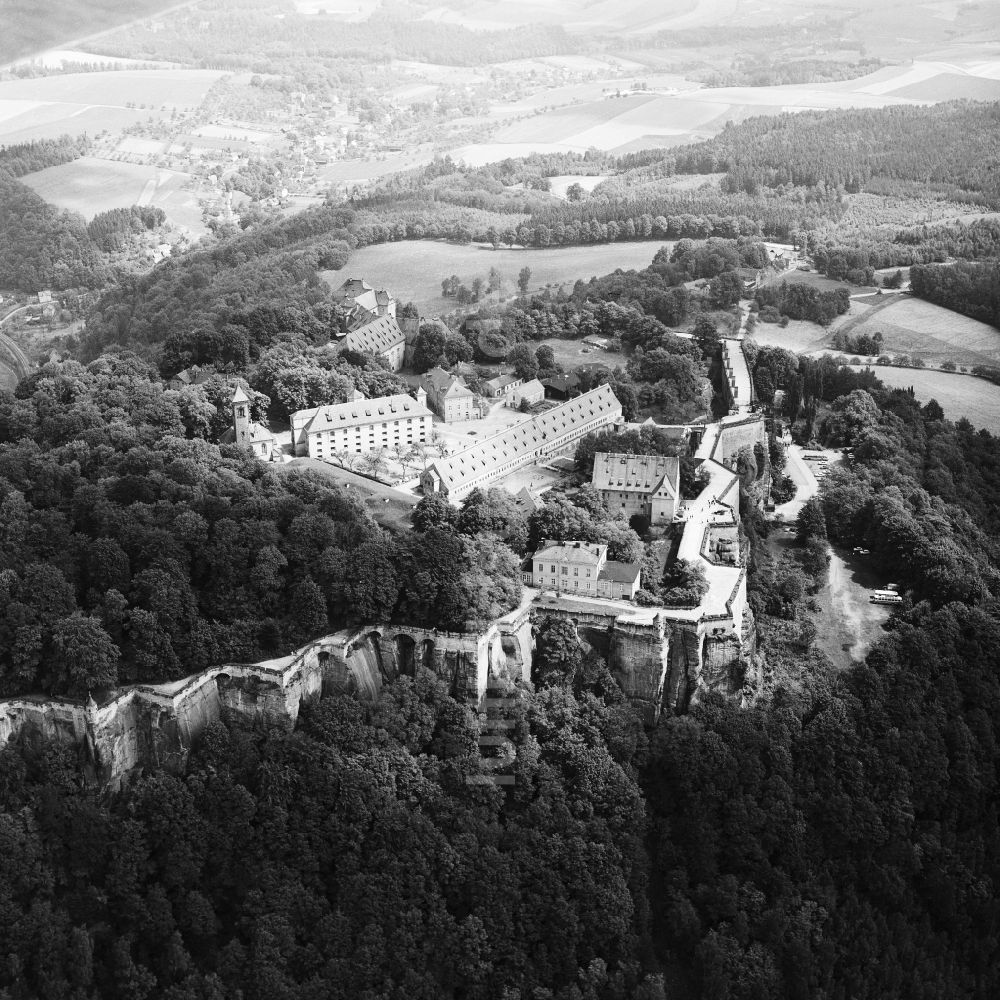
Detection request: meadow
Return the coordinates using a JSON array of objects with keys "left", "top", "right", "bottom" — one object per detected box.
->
[
  {"left": 21, "top": 156, "right": 206, "bottom": 234},
  {"left": 330, "top": 239, "right": 670, "bottom": 315},
  {"left": 0, "top": 69, "right": 224, "bottom": 143},
  {"left": 538, "top": 337, "right": 629, "bottom": 371},
  {"left": 846, "top": 297, "right": 1000, "bottom": 368},
  {"left": 847, "top": 365, "right": 1000, "bottom": 434},
  {"left": 450, "top": 56, "right": 1000, "bottom": 167}
]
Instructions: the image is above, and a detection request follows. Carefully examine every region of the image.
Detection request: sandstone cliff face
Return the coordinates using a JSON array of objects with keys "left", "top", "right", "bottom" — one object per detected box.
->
[
  {"left": 0, "top": 615, "right": 535, "bottom": 791},
  {"left": 609, "top": 619, "right": 671, "bottom": 726}
]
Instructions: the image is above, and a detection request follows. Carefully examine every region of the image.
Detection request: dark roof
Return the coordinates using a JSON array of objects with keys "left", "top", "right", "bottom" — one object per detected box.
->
[
  {"left": 542, "top": 373, "right": 581, "bottom": 392},
  {"left": 599, "top": 561, "right": 641, "bottom": 584},
  {"left": 344, "top": 314, "right": 405, "bottom": 355}
]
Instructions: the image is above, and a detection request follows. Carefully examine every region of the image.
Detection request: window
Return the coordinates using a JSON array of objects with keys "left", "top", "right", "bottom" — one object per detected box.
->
[{"left": 561, "top": 566, "right": 567, "bottom": 576}]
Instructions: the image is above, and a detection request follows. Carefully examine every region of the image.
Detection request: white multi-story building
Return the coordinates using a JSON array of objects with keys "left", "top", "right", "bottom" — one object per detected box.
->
[
  {"left": 526, "top": 540, "right": 641, "bottom": 600},
  {"left": 294, "top": 393, "right": 433, "bottom": 460}
]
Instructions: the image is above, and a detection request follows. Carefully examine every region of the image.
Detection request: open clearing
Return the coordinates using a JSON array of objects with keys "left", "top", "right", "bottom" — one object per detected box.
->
[
  {"left": 0, "top": 69, "right": 224, "bottom": 143},
  {"left": 846, "top": 297, "right": 1000, "bottom": 368},
  {"left": 329, "top": 240, "right": 669, "bottom": 315},
  {"left": 849, "top": 366, "right": 1000, "bottom": 433},
  {"left": 539, "top": 337, "right": 629, "bottom": 371},
  {"left": 21, "top": 157, "right": 205, "bottom": 234}
]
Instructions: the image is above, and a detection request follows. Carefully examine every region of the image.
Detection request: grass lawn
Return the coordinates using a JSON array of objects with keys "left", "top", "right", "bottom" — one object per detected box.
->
[
  {"left": 846, "top": 297, "right": 1000, "bottom": 368},
  {"left": 331, "top": 240, "right": 671, "bottom": 315},
  {"left": 539, "top": 337, "right": 629, "bottom": 371}
]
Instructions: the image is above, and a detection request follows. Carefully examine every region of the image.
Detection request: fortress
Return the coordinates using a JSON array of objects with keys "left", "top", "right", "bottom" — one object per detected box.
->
[{"left": 0, "top": 341, "right": 766, "bottom": 788}]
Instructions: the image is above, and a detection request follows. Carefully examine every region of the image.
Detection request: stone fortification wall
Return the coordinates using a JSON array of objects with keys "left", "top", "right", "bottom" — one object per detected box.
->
[
  {"left": 712, "top": 416, "right": 767, "bottom": 471},
  {"left": 0, "top": 617, "right": 533, "bottom": 790}
]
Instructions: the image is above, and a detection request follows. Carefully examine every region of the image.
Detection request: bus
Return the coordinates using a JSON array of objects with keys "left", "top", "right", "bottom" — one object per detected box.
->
[
  {"left": 803, "top": 451, "right": 828, "bottom": 463},
  {"left": 870, "top": 590, "right": 903, "bottom": 605}
]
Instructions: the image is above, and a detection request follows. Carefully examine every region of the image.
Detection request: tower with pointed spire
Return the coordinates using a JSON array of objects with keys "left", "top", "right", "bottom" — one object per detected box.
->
[{"left": 231, "top": 385, "right": 251, "bottom": 446}]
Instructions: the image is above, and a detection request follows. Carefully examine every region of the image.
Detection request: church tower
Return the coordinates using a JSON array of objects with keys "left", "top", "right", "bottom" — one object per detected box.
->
[{"left": 231, "top": 385, "right": 251, "bottom": 446}]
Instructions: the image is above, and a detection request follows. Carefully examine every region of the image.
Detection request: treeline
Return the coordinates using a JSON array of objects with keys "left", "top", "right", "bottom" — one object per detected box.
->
[
  {"left": 87, "top": 205, "right": 166, "bottom": 253},
  {"left": 675, "top": 101, "right": 1000, "bottom": 207},
  {"left": 810, "top": 217, "right": 1000, "bottom": 277},
  {"left": 0, "top": 134, "right": 88, "bottom": 177},
  {"left": 816, "top": 387, "right": 1000, "bottom": 603},
  {"left": 0, "top": 170, "right": 108, "bottom": 291},
  {"left": 702, "top": 55, "right": 884, "bottom": 88},
  {"left": 93, "top": 1, "right": 579, "bottom": 69},
  {"left": 82, "top": 204, "right": 358, "bottom": 360},
  {"left": 910, "top": 260, "right": 1000, "bottom": 328},
  {"left": 0, "top": 355, "right": 523, "bottom": 699},
  {"left": 755, "top": 280, "right": 851, "bottom": 325}
]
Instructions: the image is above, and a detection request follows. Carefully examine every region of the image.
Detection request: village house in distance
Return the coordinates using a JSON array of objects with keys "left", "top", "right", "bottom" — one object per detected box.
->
[{"left": 591, "top": 452, "right": 681, "bottom": 526}]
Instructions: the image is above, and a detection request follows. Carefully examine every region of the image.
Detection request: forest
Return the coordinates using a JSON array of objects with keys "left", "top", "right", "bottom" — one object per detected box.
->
[
  {"left": 0, "top": 354, "right": 525, "bottom": 699},
  {"left": 2, "top": 353, "right": 1000, "bottom": 996},
  {"left": 909, "top": 260, "right": 1000, "bottom": 329}
]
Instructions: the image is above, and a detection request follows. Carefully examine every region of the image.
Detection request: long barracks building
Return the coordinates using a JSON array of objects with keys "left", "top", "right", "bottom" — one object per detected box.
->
[{"left": 420, "top": 384, "right": 622, "bottom": 500}]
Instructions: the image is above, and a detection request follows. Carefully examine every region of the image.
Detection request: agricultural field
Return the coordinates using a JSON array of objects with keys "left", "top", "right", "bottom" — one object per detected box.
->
[
  {"left": 845, "top": 297, "right": 1000, "bottom": 368},
  {"left": 761, "top": 268, "right": 874, "bottom": 293},
  {"left": 451, "top": 55, "right": 1000, "bottom": 167},
  {"left": 329, "top": 239, "right": 670, "bottom": 315},
  {"left": 0, "top": 69, "right": 224, "bottom": 143},
  {"left": 848, "top": 366, "right": 1000, "bottom": 435},
  {"left": 21, "top": 156, "right": 206, "bottom": 235}
]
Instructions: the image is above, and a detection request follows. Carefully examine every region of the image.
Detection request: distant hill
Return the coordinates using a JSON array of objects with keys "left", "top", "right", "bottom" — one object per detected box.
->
[{"left": 0, "top": 0, "right": 188, "bottom": 66}]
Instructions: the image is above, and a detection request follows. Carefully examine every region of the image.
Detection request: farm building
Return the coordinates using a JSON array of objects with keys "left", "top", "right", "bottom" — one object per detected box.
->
[
  {"left": 508, "top": 379, "right": 545, "bottom": 408},
  {"left": 542, "top": 373, "right": 582, "bottom": 400},
  {"left": 485, "top": 373, "right": 522, "bottom": 398},
  {"left": 420, "top": 384, "right": 622, "bottom": 501}
]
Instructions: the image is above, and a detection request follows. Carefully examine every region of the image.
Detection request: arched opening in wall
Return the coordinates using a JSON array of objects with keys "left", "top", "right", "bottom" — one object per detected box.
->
[
  {"left": 578, "top": 624, "right": 611, "bottom": 658},
  {"left": 396, "top": 634, "right": 416, "bottom": 677},
  {"left": 419, "top": 638, "right": 435, "bottom": 672}
]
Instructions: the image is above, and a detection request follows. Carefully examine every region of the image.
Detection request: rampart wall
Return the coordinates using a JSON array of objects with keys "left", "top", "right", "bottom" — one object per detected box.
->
[{"left": 0, "top": 612, "right": 534, "bottom": 790}]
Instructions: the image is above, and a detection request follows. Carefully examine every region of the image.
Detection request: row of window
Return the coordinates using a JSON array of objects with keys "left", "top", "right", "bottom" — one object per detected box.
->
[{"left": 535, "top": 564, "right": 594, "bottom": 577}]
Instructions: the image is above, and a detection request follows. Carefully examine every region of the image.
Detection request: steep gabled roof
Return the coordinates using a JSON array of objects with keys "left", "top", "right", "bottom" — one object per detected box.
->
[
  {"left": 428, "top": 384, "right": 621, "bottom": 493},
  {"left": 344, "top": 314, "right": 405, "bottom": 356},
  {"left": 591, "top": 452, "right": 680, "bottom": 498},
  {"left": 421, "top": 366, "right": 473, "bottom": 399},
  {"left": 301, "top": 392, "right": 431, "bottom": 434}
]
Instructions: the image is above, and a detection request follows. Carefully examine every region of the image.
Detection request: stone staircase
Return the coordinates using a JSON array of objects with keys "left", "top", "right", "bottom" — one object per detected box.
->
[{"left": 467, "top": 684, "right": 521, "bottom": 787}]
